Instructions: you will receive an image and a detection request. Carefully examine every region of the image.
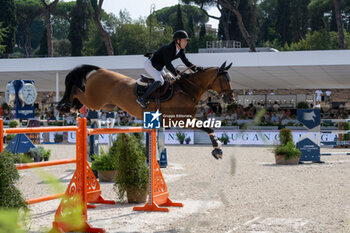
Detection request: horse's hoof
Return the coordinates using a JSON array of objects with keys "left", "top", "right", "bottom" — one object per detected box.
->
[{"left": 212, "top": 148, "right": 223, "bottom": 159}]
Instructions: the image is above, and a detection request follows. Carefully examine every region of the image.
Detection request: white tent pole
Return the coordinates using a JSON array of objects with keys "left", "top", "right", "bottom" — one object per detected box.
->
[{"left": 56, "top": 72, "right": 59, "bottom": 102}]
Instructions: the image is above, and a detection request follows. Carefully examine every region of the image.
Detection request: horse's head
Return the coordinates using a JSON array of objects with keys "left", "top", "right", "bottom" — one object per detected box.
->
[{"left": 209, "top": 62, "right": 235, "bottom": 105}]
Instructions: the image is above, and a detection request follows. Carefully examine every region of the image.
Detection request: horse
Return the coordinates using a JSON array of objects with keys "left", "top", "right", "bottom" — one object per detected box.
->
[{"left": 57, "top": 62, "right": 235, "bottom": 159}]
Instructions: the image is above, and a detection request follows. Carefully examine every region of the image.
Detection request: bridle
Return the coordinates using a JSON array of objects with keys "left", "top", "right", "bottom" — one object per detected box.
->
[{"left": 213, "top": 70, "right": 234, "bottom": 98}]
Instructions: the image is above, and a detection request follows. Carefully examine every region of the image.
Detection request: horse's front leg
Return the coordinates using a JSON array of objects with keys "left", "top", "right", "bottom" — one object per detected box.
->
[{"left": 199, "top": 127, "right": 223, "bottom": 159}]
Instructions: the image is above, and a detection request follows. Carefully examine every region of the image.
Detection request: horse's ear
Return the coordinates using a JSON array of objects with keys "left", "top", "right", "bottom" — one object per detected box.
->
[
  {"left": 219, "top": 61, "right": 227, "bottom": 71},
  {"left": 225, "top": 62, "right": 232, "bottom": 70}
]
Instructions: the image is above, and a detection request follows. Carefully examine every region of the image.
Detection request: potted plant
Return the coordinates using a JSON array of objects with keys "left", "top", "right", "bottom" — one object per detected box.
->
[
  {"left": 218, "top": 133, "right": 230, "bottom": 145},
  {"left": 274, "top": 128, "right": 301, "bottom": 165},
  {"left": 185, "top": 137, "right": 191, "bottom": 144},
  {"left": 8, "top": 120, "right": 19, "bottom": 128},
  {"left": 28, "top": 146, "right": 45, "bottom": 162},
  {"left": 91, "top": 147, "right": 117, "bottom": 182},
  {"left": 42, "top": 148, "right": 51, "bottom": 161},
  {"left": 114, "top": 133, "right": 148, "bottom": 203},
  {"left": 176, "top": 132, "right": 186, "bottom": 144},
  {"left": 296, "top": 101, "right": 309, "bottom": 109}
]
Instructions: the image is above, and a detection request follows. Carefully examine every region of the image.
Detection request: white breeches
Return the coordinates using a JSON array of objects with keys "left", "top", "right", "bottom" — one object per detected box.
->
[{"left": 144, "top": 59, "right": 166, "bottom": 85}]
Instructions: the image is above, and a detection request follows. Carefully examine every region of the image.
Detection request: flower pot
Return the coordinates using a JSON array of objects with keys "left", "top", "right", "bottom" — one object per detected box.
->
[
  {"left": 126, "top": 187, "right": 148, "bottom": 203},
  {"left": 275, "top": 155, "right": 300, "bottom": 165},
  {"left": 34, "top": 156, "right": 41, "bottom": 162},
  {"left": 44, "top": 157, "right": 49, "bottom": 161},
  {"left": 179, "top": 141, "right": 184, "bottom": 144},
  {"left": 223, "top": 141, "right": 228, "bottom": 145},
  {"left": 98, "top": 170, "right": 117, "bottom": 182},
  {"left": 186, "top": 141, "right": 190, "bottom": 144}
]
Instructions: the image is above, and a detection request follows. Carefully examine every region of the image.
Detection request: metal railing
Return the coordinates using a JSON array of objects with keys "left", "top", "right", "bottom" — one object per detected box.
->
[{"left": 206, "top": 40, "right": 241, "bottom": 49}]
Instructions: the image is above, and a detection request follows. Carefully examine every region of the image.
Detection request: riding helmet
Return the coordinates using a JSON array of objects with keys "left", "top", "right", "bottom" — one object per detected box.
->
[{"left": 173, "top": 30, "right": 190, "bottom": 41}]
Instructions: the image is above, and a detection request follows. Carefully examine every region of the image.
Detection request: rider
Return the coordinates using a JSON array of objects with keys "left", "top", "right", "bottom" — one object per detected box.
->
[{"left": 137, "top": 30, "right": 203, "bottom": 108}]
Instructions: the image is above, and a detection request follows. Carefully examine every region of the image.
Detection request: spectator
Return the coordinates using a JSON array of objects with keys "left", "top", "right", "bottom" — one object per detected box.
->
[
  {"left": 272, "top": 101, "right": 280, "bottom": 111},
  {"left": 270, "top": 112, "right": 279, "bottom": 123}
]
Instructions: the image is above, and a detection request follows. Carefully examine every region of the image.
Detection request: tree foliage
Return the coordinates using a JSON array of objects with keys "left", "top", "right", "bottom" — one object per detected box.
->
[
  {"left": 3, "top": 1, "right": 350, "bottom": 57},
  {"left": 0, "top": 22, "right": 8, "bottom": 54},
  {"left": 153, "top": 4, "right": 209, "bottom": 33},
  {"left": 68, "top": 0, "right": 93, "bottom": 56},
  {"left": 15, "top": 0, "right": 43, "bottom": 57},
  {"left": 0, "top": 0, "right": 17, "bottom": 56}
]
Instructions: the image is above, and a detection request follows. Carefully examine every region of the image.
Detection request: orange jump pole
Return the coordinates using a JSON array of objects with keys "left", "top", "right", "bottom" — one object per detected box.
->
[
  {"left": 51, "top": 118, "right": 112, "bottom": 233},
  {"left": 5, "top": 126, "right": 77, "bottom": 134},
  {"left": 0, "top": 118, "right": 3, "bottom": 153},
  {"left": 27, "top": 193, "right": 65, "bottom": 204},
  {"left": 88, "top": 127, "right": 146, "bottom": 135},
  {"left": 133, "top": 129, "right": 183, "bottom": 212},
  {"left": 16, "top": 158, "right": 76, "bottom": 170}
]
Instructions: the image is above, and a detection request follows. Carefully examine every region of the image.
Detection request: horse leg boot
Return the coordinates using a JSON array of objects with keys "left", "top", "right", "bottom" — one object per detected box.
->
[
  {"left": 199, "top": 126, "right": 223, "bottom": 159},
  {"left": 209, "top": 133, "right": 222, "bottom": 159},
  {"left": 137, "top": 81, "right": 162, "bottom": 108}
]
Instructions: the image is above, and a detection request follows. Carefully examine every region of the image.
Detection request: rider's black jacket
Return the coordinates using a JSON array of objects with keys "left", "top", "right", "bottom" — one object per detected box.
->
[{"left": 149, "top": 41, "right": 195, "bottom": 76}]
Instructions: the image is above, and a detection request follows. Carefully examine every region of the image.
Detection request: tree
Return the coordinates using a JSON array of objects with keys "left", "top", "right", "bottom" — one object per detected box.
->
[
  {"left": 0, "top": 22, "right": 8, "bottom": 54},
  {"left": 309, "top": 0, "right": 348, "bottom": 49},
  {"left": 175, "top": 4, "right": 185, "bottom": 31},
  {"left": 0, "top": 0, "right": 17, "bottom": 56},
  {"left": 40, "top": 0, "right": 59, "bottom": 57},
  {"left": 68, "top": 0, "right": 93, "bottom": 56},
  {"left": 38, "top": 28, "right": 48, "bottom": 56},
  {"left": 112, "top": 11, "right": 172, "bottom": 55},
  {"left": 218, "top": 0, "right": 257, "bottom": 47},
  {"left": 153, "top": 5, "right": 209, "bottom": 34},
  {"left": 183, "top": 0, "right": 256, "bottom": 51},
  {"left": 52, "top": 1, "right": 75, "bottom": 40},
  {"left": 15, "top": 0, "right": 42, "bottom": 57},
  {"left": 115, "top": 22, "right": 147, "bottom": 55},
  {"left": 256, "top": 0, "right": 278, "bottom": 45},
  {"left": 333, "top": 0, "right": 345, "bottom": 48},
  {"left": 90, "top": 0, "right": 114, "bottom": 55},
  {"left": 219, "top": 0, "right": 256, "bottom": 51},
  {"left": 289, "top": 0, "right": 310, "bottom": 43}
]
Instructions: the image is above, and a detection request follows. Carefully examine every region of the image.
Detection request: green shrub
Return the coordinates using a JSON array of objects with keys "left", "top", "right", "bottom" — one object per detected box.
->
[
  {"left": 13, "top": 153, "right": 32, "bottom": 163},
  {"left": 5, "top": 134, "right": 15, "bottom": 143},
  {"left": 8, "top": 120, "right": 18, "bottom": 128},
  {"left": 91, "top": 148, "right": 116, "bottom": 171},
  {"left": 114, "top": 134, "right": 148, "bottom": 201},
  {"left": 296, "top": 102, "right": 309, "bottom": 109},
  {"left": 176, "top": 132, "right": 186, "bottom": 143},
  {"left": 274, "top": 141, "right": 302, "bottom": 160},
  {"left": 0, "top": 150, "right": 27, "bottom": 209},
  {"left": 28, "top": 146, "right": 44, "bottom": 159},
  {"left": 343, "top": 123, "right": 350, "bottom": 141},
  {"left": 274, "top": 128, "right": 301, "bottom": 160},
  {"left": 218, "top": 133, "right": 230, "bottom": 144},
  {"left": 279, "top": 128, "right": 293, "bottom": 146}
]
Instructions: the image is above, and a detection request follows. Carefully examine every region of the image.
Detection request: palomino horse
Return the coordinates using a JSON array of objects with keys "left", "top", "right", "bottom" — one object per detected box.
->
[{"left": 57, "top": 62, "right": 234, "bottom": 159}]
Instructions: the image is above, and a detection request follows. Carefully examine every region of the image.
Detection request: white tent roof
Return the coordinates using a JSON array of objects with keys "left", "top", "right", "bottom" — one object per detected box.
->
[{"left": 0, "top": 50, "right": 350, "bottom": 92}]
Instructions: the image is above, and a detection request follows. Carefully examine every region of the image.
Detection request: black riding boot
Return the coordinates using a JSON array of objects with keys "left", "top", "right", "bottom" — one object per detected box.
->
[{"left": 137, "top": 81, "right": 162, "bottom": 108}]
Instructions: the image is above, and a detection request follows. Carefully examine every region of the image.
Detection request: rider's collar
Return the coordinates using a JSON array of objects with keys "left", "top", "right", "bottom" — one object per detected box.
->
[{"left": 176, "top": 47, "right": 180, "bottom": 55}]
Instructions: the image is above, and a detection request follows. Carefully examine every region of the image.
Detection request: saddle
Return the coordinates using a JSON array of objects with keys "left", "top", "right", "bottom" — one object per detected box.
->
[{"left": 135, "top": 74, "right": 174, "bottom": 101}]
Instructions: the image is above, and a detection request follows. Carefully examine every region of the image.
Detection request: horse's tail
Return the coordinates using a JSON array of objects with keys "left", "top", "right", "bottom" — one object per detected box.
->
[{"left": 57, "top": 64, "right": 100, "bottom": 113}]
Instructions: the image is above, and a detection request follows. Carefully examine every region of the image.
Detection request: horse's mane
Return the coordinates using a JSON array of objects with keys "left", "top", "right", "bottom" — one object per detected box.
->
[
  {"left": 174, "top": 67, "right": 214, "bottom": 85},
  {"left": 174, "top": 67, "right": 216, "bottom": 98}
]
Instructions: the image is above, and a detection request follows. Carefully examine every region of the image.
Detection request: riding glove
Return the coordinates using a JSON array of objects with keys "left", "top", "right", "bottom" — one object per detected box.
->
[
  {"left": 195, "top": 66, "right": 204, "bottom": 71},
  {"left": 180, "top": 73, "right": 189, "bottom": 78}
]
